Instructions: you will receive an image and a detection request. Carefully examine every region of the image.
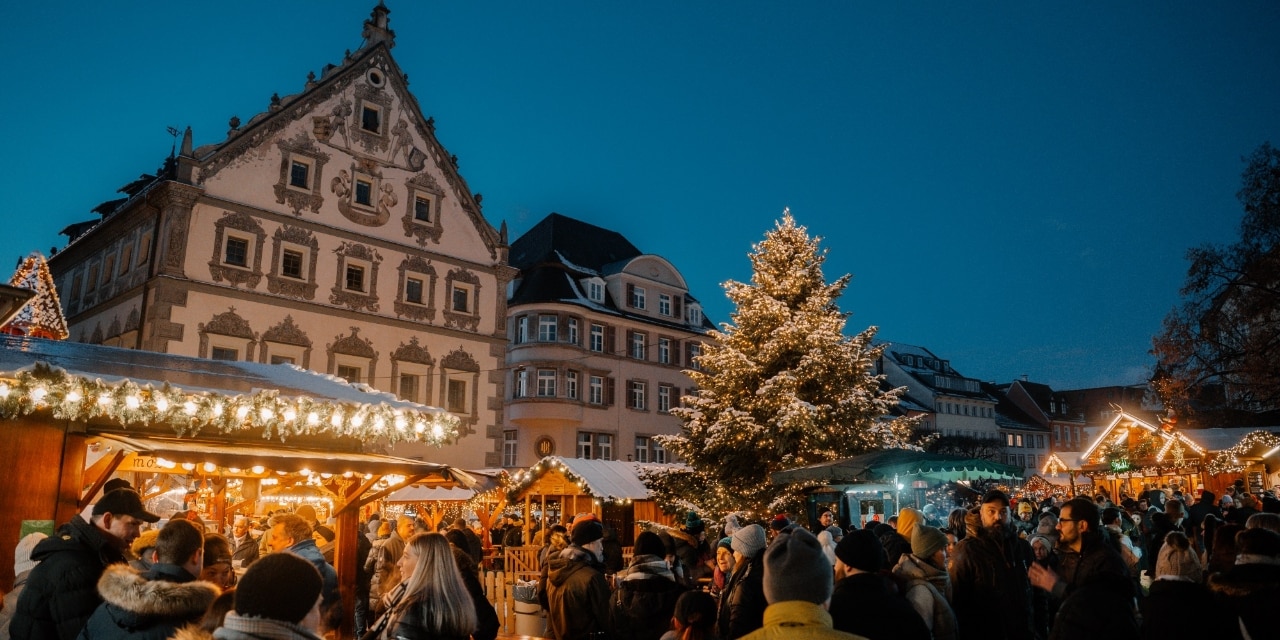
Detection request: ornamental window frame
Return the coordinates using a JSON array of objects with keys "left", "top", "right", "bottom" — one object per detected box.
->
[
  {"left": 402, "top": 173, "right": 445, "bottom": 246},
  {"left": 442, "top": 268, "right": 482, "bottom": 332},
  {"left": 393, "top": 256, "right": 437, "bottom": 322},
  {"left": 329, "top": 242, "right": 381, "bottom": 313},
  {"left": 209, "top": 211, "right": 266, "bottom": 289},
  {"left": 266, "top": 225, "right": 320, "bottom": 300},
  {"left": 273, "top": 133, "right": 329, "bottom": 215}
]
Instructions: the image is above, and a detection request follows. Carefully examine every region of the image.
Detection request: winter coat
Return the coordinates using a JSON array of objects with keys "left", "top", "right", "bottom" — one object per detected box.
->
[
  {"left": 737, "top": 601, "right": 865, "bottom": 640},
  {"left": 716, "top": 553, "right": 766, "bottom": 640},
  {"left": 892, "top": 554, "right": 957, "bottom": 640},
  {"left": 230, "top": 534, "right": 259, "bottom": 568},
  {"left": 610, "top": 555, "right": 686, "bottom": 640},
  {"left": 1047, "top": 572, "right": 1138, "bottom": 640},
  {"left": 878, "top": 530, "right": 911, "bottom": 567},
  {"left": 668, "top": 529, "right": 710, "bottom": 585},
  {"left": 601, "top": 529, "right": 626, "bottom": 575},
  {"left": 829, "top": 573, "right": 930, "bottom": 640},
  {"left": 1140, "top": 579, "right": 1242, "bottom": 640},
  {"left": 209, "top": 612, "right": 325, "bottom": 640},
  {"left": 1050, "top": 533, "right": 1131, "bottom": 604},
  {"left": 382, "top": 591, "right": 474, "bottom": 640},
  {"left": 287, "top": 539, "right": 339, "bottom": 609},
  {"left": 947, "top": 510, "right": 1037, "bottom": 640},
  {"left": 546, "top": 546, "right": 613, "bottom": 640},
  {"left": 1207, "top": 561, "right": 1280, "bottom": 640},
  {"left": 369, "top": 531, "right": 406, "bottom": 609},
  {"left": 502, "top": 525, "right": 525, "bottom": 549},
  {"left": 452, "top": 546, "right": 499, "bottom": 640},
  {"left": 9, "top": 515, "right": 129, "bottom": 640},
  {"left": 77, "top": 563, "right": 219, "bottom": 640},
  {"left": 0, "top": 568, "right": 33, "bottom": 640}
]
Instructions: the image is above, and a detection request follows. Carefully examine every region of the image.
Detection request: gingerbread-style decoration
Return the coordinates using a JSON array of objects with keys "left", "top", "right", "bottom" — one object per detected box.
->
[
  {"left": 442, "top": 267, "right": 482, "bottom": 332},
  {"left": 326, "top": 326, "right": 380, "bottom": 384},
  {"left": 441, "top": 346, "right": 480, "bottom": 372},
  {"left": 260, "top": 315, "right": 313, "bottom": 368},
  {"left": 351, "top": 82, "right": 392, "bottom": 154}
]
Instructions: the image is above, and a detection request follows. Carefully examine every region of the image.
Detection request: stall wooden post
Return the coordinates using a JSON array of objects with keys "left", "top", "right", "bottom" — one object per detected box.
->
[
  {"left": 524, "top": 494, "right": 531, "bottom": 545},
  {"left": 334, "top": 481, "right": 362, "bottom": 640}
]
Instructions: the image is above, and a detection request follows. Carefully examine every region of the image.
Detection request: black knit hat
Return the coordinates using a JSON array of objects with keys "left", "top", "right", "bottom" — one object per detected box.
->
[
  {"left": 634, "top": 531, "right": 667, "bottom": 557},
  {"left": 236, "top": 553, "right": 323, "bottom": 624},
  {"left": 571, "top": 514, "right": 604, "bottom": 546},
  {"left": 835, "top": 529, "right": 885, "bottom": 572}
]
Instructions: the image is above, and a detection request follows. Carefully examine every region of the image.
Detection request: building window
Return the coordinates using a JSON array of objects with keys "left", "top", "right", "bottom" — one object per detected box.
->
[
  {"left": 1005, "top": 433, "right": 1015, "bottom": 447},
  {"left": 337, "top": 365, "right": 362, "bottom": 383},
  {"left": 629, "top": 380, "right": 647, "bottom": 410},
  {"left": 566, "top": 370, "right": 579, "bottom": 400},
  {"left": 224, "top": 237, "right": 249, "bottom": 267},
  {"left": 537, "top": 369, "right": 557, "bottom": 397},
  {"left": 414, "top": 195, "right": 432, "bottom": 222},
  {"left": 354, "top": 179, "right": 373, "bottom": 206},
  {"left": 210, "top": 347, "right": 238, "bottom": 361},
  {"left": 578, "top": 433, "right": 594, "bottom": 459},
  {"left": 652, "top": 440, "right": 667, "bottom": 463},
  {"left": 452, "top": 285, "right": 471, "bottom": 313},
  {"left": 635, "top": 436, "right": 650, "bottom": 463},
  {"left": 658, "top": 338, "right": 671, "bottom": 365},
  {"left": 405, "top": 277, "right": 424, "bottom": 304},
  {"left": 399, "top": 374, "right": 419, "bottom": 402},
  {"left": 1035, "top": 434, "right": 1044, "bottom": 449},
  {"left": 538, "top": 315, "right": 558, "bottom": 342},
  {"left": 658, "top": 385, "right": 672, "bottom": 413},
  {"left": 503, "top": 431, "right": 518, "bottom": 467},
  {"left": 1015, "top": 434, "right": 1024, "bottom": 447},
  {"left": 515, "top": 316, "right": 529, "bottom": 344},
  {"left": 687, "top": 342, "right": 702, "bottom": 370},
  {"left": 289, "top": 160, "right": 310, "bottom": 189},
  {"left": 589, "top": 324, "right": 605, "bottom": 352},
  {"left": 567, "top": 318, "right": 579, "bottom": 345},
  {"left": 447, "top": 379, "right": 467, "bottom": 413},
  {"left": 631, "top": 286, "right": 646, "bottom": 309},
  {"left": 587, "top": 280, "right": 604, "bottom": 303},
  {"left": 659, "top": 293, "right": 671, "bottom": 316},
  {"left": 631, "top": 332, "right": 646, "bottom": 360},
  {"left": 345, "top": 264, "right": 365, "bottom": 292},
  {"left": 361, "top": 105, "right": 381, "bottom": 133},
  {"left": 688, "top": 305, "right": 702, "bottom": 326},
  {"left": 270, "top": 355, "right": 295, "bottom": 365},
  {"left": 281, "top": 249, "right": 304, "bottom": 279},
  {"left": 597, "top": 434, "right": 613, "bottom": 461},
  {"left": 589, "top": 375, "right": 604, "bottom": 405}
]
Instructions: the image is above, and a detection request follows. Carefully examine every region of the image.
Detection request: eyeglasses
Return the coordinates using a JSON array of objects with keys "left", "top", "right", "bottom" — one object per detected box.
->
[{"left": 1057, "top": 518, "right": 1080, "bottom": 523}]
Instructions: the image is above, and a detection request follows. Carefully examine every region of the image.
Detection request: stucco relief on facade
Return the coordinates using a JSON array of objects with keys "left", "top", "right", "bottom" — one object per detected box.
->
[
  {"left": 208, "top": 211, "right": 267, "bottom": 288},
  {"left": 331, "top": 158, "right": 395, "bottom": 227},
  {"left": 267, "top": 225, "right": 320, "bottom": 300},
  {"left": 393, "top": 256, "right": 437, "bottom": 322},
  {"left": 327, "top": 326, "right": 379, "bottom": 383},
  {"left": 401, "top": 172, "right": 445, "bottom": 246},
  {"left": 351, "top": 82, "right": 392, "bottom": 155},
  {"left": 329, "top": 242, "right": 381, "bottom": 312},
  {"left": 260, "top": 315, "right": 313, "bottom": 368},
  {"left": 392, "top": 336, "right": 435, "bottom": 366},
  {"left": 273, "top": 131, "right": 330, "bottom": 214},
  {"left": 198, "top": 307, "right": 258, "bottom": 361},
  {"left": 442, "top": 268, "right": 482, "bottom": 332}
]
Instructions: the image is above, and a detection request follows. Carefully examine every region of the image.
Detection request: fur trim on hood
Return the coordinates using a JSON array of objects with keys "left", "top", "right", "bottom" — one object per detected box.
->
[
  {"left": 96, "top": 563, "right": 220, "bottom": 618},
  {"left": 1207, "top": 562, "right": 1280, "bottom": 599},
  {"left": 170, "top": 624, "right": 216, "bottom": 640}
]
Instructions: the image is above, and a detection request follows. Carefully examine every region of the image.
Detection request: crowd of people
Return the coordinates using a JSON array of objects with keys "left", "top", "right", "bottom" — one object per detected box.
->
[{"left": 1, "top": 478, "right": 1278, "bottom": 640}]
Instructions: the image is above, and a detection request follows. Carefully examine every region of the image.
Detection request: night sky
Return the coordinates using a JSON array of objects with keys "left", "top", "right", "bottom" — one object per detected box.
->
[{"left": 3, "top": 2, "right": 1277, "bottom": 390}]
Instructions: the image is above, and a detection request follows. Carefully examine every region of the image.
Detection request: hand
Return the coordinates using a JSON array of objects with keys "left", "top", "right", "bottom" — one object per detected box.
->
[{"left": 1027, "top": 561, "right": 1062, "bottom": 593}]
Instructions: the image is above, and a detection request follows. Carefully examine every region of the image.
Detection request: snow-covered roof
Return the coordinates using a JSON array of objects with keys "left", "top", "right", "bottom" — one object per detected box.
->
[
  {"left": 385, "top": 485, "right": 477, "bottom": 502},
  {"left": 511, "top": 456, "right": 685, "bottom": 501}
]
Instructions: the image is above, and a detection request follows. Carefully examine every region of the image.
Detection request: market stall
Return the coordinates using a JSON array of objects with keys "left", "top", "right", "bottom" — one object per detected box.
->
[{"left": 0, "top": 336, "right": 472, "bottom": 639}]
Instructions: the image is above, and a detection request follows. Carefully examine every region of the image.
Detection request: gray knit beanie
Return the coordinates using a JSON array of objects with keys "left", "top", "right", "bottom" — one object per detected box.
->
[
  {"left": 762, "top": 528, "right": 833, "bottom": 605},
  {"left": 731, "top": 524, "right": 767, "bottom": 558}
]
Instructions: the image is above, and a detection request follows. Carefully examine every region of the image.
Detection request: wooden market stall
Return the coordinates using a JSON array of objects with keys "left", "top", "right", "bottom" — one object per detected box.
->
[{"left": 0, "top": 336, "right": 474, "bottom": 639}]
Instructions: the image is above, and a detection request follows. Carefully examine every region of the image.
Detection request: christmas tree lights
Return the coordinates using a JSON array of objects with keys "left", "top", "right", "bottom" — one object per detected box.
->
[{"left": 3, "top": 252, "right": 69, "bottom": 340}]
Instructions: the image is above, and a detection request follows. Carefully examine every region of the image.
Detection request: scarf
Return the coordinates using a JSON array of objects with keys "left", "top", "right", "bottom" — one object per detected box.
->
[
  {"left": 621, "top": 554, "right": 676, "bottom": 581},
  {"left": 214, "top": 613, "right": 323, "bottom": 640}
]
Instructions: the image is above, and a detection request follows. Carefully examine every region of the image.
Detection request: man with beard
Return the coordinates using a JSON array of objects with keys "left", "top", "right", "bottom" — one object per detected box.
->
[
  {"left": 948, "top": 490, "right": 1038, "bottom": 640},
  {"left": 546, "top": 514, "right": 613, "bottom": 639},
  {"left": 1028, "top": 498, "right": 1136, "bottom": 639}
]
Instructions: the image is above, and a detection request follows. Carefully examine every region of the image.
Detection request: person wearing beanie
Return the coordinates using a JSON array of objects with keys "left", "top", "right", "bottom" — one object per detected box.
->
[
  {"left": 267, "top": 513, "right": 339, "bottom": 631},
  {"left": 80, "top": 518, "right": 220, "bottom": 640},
  {"left": 712, "top": 536, "right": 736, "bottom": 597},
  {"left": 891, "top": 526, "right": 957, "bottom": 640},
  {"left": 718, "top": 524, "right": 768, "bottom": 640},
  {"left": 949, "top": 489, "right": 1041, "bottom": 640},
  {"left": 830, "top": 529, "right": 929, "bottom": 640},
  {"left": 737, "top": 528, "right": 861, "bottom": 640},
  {"left": 10, "top": 488, "right": 159, "bottom": 640},
  {"left": 1207, "top": 527, "right": 1280, "bottom": 640},
  {"left": 221, "top": 552, "right": 325, "bottom": 639},
  {"left": 767, "top": 514, "right": 791, "bottom": 537},
  {"left": 545, "top": 513, "right": 613, "bottom": 639},
  {"left": 811, "top": 508, "right": 836, "bottom": 536},
  {"left": 0, "top": 532, "right": 47, "bottom": 638},
  {"left": 1141, "top": 532, "right": 1239, "bottom": 639},
  {"left": 611, "top": 531, "right": 684, "bottom": 640},
  {"left": 668, "top": 512, "right": 711, "bottom": 587}
]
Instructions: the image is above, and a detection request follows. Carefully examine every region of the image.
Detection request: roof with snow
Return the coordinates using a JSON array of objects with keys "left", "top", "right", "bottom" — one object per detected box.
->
[
  {"left": 983, "top": 382, "right": 1047, "bottom": 432},
  {"left": 509, "top": 456, "right": 686, "bottom": 502}
]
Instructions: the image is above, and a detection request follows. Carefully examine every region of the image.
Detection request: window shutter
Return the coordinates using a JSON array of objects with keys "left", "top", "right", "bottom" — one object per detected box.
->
[
  {"left": 625, "top": 283, "right": 635, "bottom": 307},
  {"left": 605, "top": 326, "right": 616, "bottom": 354},
  {"left": 673, "top": 295, "right": 683, "bottom": 319},
  {"left": 559, "top": 314, "right": 568, "bottom": 342},
  {"left": 606, "top": 377, "right": 616, "bottom": 405},
  {"left": 672, "top": 339, "right": 682, "bottom": 366}
]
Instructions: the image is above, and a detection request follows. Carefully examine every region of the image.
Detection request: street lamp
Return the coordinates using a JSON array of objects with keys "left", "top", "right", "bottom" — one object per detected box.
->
[{"left": 894, "top": 474, "right": 904, "bottom": 516}]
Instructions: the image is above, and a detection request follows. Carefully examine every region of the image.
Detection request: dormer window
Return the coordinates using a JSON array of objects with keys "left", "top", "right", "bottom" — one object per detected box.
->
[
  {"left": 687, "top": 304, "right": 702, "bottom": 326},
  {"left": 659, "top": 293, "right": 671, "bottom": 316},
  {"left": 583, "top": 278, "right": 605, "bottom": 303},
  {"left": 631, "top": 285, "right": 646, "bottom": 309}
]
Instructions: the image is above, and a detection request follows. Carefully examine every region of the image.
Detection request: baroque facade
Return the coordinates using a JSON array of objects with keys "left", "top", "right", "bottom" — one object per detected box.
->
[
  {"left": 502, "top": 213, "right": 713, "bottom": 467},
  {"left": 47, "top": 4, "right": 514, "bottom": 467}
]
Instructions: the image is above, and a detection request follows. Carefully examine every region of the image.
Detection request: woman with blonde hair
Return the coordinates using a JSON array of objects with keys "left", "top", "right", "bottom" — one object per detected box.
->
[{"left": 368, "top": 532, "right": 477, "bottom": 640}]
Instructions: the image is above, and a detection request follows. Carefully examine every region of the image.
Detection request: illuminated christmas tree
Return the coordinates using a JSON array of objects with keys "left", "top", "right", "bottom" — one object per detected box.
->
[
  {"left": 645, "top": 211, "right": 916, "bottom": 521},
  {"left": 3, "top": 252, "right": 69, "bottom": 340}
]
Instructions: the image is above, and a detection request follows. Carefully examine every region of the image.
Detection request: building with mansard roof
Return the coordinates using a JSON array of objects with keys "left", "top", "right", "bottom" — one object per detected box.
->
[
  {"left": 46, "top": 3, "right": 515, "bottom": 467},
  {"left": 503, "top": 213, "right": 713, "bottom": 468}
]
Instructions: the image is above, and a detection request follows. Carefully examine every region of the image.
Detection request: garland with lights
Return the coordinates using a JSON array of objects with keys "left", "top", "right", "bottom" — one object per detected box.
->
[
  {"left": 507, "top": 457, "right": 640, "bottom": 506},
  {"left": 3, "top": 252, "right": 68, "bottom": 340},
  {"left": 0, "top": 363, "right": 459, "bottom": 445},
  {"left": 1207, "top": 430, "right": 1280, "bottom": 476}
]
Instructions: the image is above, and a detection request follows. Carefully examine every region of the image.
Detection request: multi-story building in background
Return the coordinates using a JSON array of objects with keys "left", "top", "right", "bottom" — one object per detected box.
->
[
  {"left": 46, "top": 5, "right": 513, "bottom": 468},
  {"left": 502, "top": 213, "right": 714, "bottom": 467},
  {"left": 1001, "top": 378, "right": 1088, "bottom": 453}
]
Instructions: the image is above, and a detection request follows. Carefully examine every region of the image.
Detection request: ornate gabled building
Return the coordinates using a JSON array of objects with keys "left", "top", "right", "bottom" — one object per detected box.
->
[
  {"left": 46, "top": 4, "right": 515, "bottom": 467},
  {"left": 502, "top": 213, "right": 713, "bottom": 468}
]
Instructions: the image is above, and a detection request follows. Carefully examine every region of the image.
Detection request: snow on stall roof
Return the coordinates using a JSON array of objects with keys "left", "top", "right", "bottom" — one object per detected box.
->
[
  {"left": 0, "top": 335, "right": 449, "bottom": 415},
  {"left": 385, "top": 484, "right": 477, "bottom": 502},
  {"left": 530, "top": 456, "right": 686, "bottom": 501}
]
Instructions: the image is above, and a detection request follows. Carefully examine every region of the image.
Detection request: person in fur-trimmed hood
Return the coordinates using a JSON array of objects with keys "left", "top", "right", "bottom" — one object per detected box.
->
[
  {"left": 611, "top": 531, "right": 686, "bottom": 640},
  {"left": 1207, "top": 527, "right": 1280, "bottom": 640},
  {"left": 77, "top": 519, "right": 219, "bottom": 640}
]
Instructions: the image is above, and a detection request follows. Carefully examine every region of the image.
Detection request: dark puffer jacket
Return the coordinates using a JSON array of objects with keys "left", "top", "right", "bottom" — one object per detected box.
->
[
  {"left": 716, "top": 553, "right": 766, "bottom": 640},
  {"left": 610, "top": 555, "right": 685, "bottom": 640},
  {"left": 830, "top": 572, "right": 930, "bottom": 640},
  {"left": 77, "top": 563, "right": 219, "bottom": 640},
  {"left": 948, "top": 509, "right": 1037, "bottom": 640},
  {"left": 9, "top": 516, "right": 129, "bottom": 640},
  {"left": 452, "top": 547, "right": 499, "bottom": 640},
  {"left": 546, "top": 546, "right": 613, "bottom": 640},
  {"left": 1207, "top": 561, "right": 1280, "bottom": 640}
]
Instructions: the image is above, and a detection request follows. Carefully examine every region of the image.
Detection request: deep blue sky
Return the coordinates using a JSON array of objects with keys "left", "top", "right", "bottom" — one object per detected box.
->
[{"left": 3, "top": 2, "right": 1277, "bottom": 390}]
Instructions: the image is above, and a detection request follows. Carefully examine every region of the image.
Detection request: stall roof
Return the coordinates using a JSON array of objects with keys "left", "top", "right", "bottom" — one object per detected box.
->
[
  {"left": 770, "top": 449, "right": 1025, "bottom": 485},
  {"left": 511, "top": 456, "right": 686, "bottom": 501},
  {"left": 88, "top": 432, "right": 477, "bottom": 487},
  {"left": 385, "top": 485, "right": 478, "bottom": 502}
]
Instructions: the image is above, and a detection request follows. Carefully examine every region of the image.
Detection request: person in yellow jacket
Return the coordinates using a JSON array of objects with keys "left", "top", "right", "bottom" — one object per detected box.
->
[{"left": 738, "top": 528, "right": 867, "bottom": 640}]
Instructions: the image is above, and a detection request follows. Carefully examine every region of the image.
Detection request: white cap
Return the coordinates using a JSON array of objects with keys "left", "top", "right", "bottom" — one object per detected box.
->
[{"left": 15, "top": 532, "right": 47, "bottom": 575}]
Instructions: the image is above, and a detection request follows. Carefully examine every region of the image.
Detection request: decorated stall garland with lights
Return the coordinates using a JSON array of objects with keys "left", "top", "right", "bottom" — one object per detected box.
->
[{"left": 1206, "top": 430, "right": 1280, "bottom": 476}]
